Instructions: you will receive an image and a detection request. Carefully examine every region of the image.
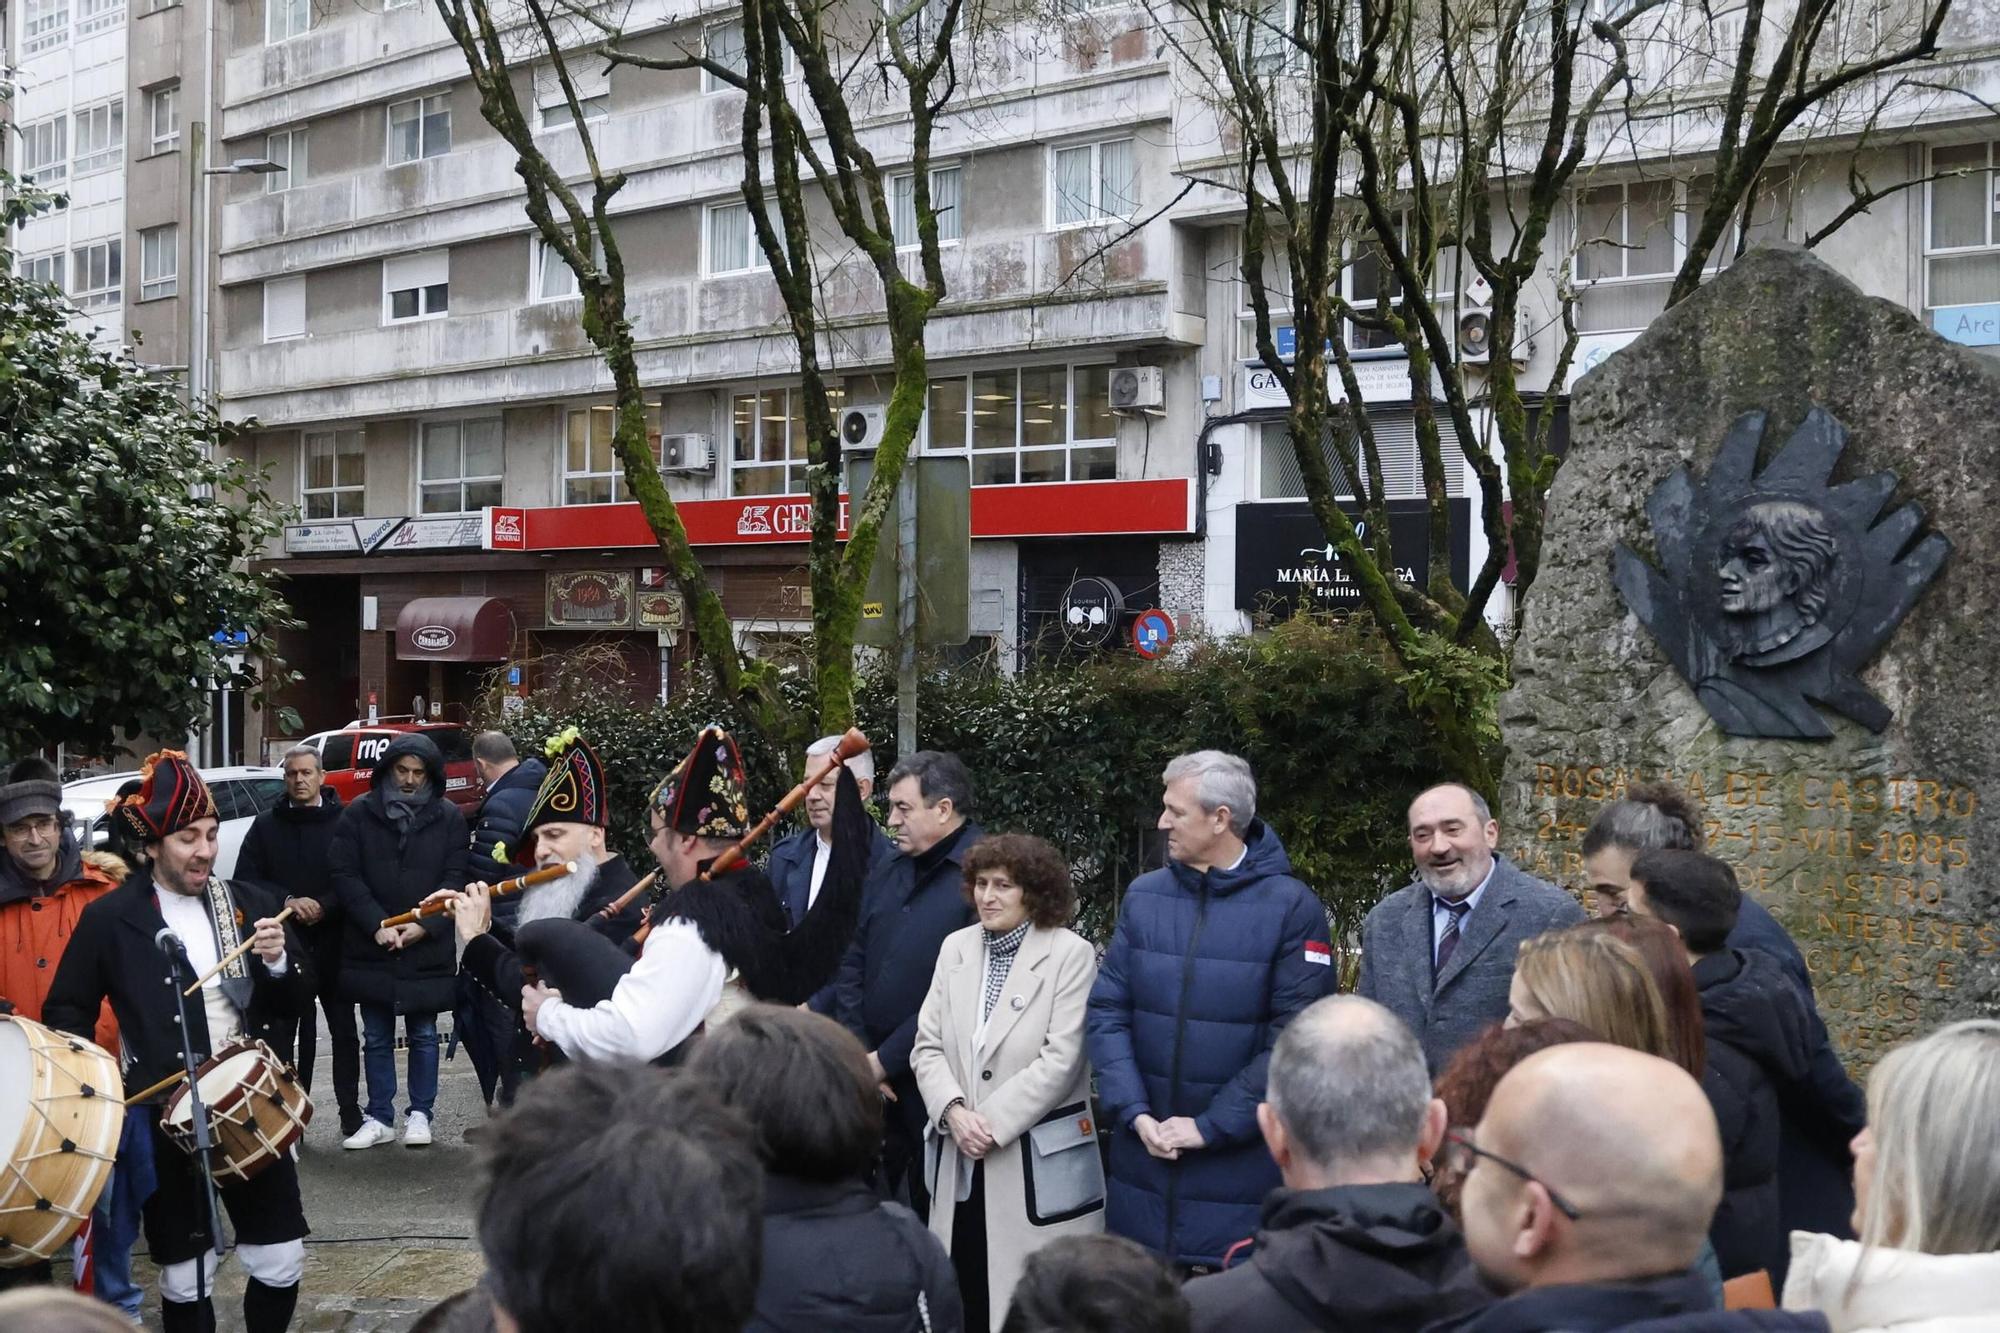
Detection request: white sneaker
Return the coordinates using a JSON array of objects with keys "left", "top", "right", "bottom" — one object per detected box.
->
[
  {"left": 342, "top": 1118, "right": 394, "bottom": 1150},
  {"left": 402, "top": 1111, "right": 433, "bottom": 1148}
]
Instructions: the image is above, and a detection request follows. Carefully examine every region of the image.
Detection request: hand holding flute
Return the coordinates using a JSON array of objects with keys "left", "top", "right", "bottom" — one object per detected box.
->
[{"left": 390, "top": 861, "right": 577, "bottom": 931}]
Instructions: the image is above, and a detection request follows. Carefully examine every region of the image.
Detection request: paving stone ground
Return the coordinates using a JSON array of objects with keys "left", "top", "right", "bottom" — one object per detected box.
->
[{"left": 57, "top": 1014, "right": 494, "bottom": 1331}]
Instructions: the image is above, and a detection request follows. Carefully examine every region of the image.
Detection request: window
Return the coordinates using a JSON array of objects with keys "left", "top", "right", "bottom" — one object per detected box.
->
[
  {"left": 922, "top": 364, "right": 1117, "bottom": 485},
  {"left": 388, "top": 94, "right": 451, "bottom": 165},
  {"left": 72, "top": 100, "right": 124, "bottom": 176},
  {"left": 69, "top": 240, "right": 120, "bottom": 310},
  {"left": 1256, "top": 413, "right": 1470, "bottom": 500},
  {"left": 534, "top": 62, "right": 609, "bottom": 132},
  {"left": 301, "top": 431, "right": 364, "bottom": 519},
  {"left": 1341, "top": 215, "right": 1461, "bottom": 353},
  {"left": 266, "top": 0, "right": 308, "bottom": 43},
  {"left": 264, "top": 275, "right": 306, "bottom": 341},
  {"left": 24, "top": 0, "right": 68, "bottom": 53},
  {"left": 890, "top": 0, "right": 950, "bottom": 52},
  {"left": 1574, "top": 180, "right": 1676, "bottom": 333},
  {"left": 702, "top": 19, "right": 792, "bottom": 92},
  {"left": 76, "top": 0, "right": 121, "bottom": 36},
  {"left": 19, "top": 253, "right": 63, "bottom": 290},
  {"left": 139, "top": 225, "right": 177, "bottom": 300},
  {"left": 891, "top": 166, "right": 961, "bottom": 249},
  {"left": 418, "top": 419, "right": 504, "bottom": 513},
  {"left": 383, "top": 250, "right": 449, "bottom": 323},
  {"left": 385, "top": 0, "right": 418, "bottom": 9},
  {"left": 1244, "top": 0, "right": 1291, "bottom": 72},
  {"left": 731, "top": 385, "right": 848, "bottom": 495},
  {"left": 147, "top": 84, "right": 180, "bottom": 153},
  {"left": 1926, "top": 143, "right": 2000, "bottom": 312},
  {"left": 706, "top": 201, "right": 769, "bottom": 275},
  {"left": 563, "top": 403, "right": 665, "bottom": 505},
  {"left": 266, "top": 127, "right": 305, "bottom": 193},
  {"left": 1051, "top": 138, "right": 1137, "bottom": 228},
  {"left": 18, "top": 117, "right": 67, "bottom": 185},
  {"left": 532, "top": 236, "right": 604, "bottom": 302}
]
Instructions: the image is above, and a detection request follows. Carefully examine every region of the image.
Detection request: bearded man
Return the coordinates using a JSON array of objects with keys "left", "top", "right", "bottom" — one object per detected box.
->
[
  {"left": 427, "top": 734, "right": 643, "bottom": 1091},
  {"left": 1356, "top": 783, "right": 1585, "bottom": 1072},
  {"left": 44, "top": 752, "right": 314, "bottom": 1333}
]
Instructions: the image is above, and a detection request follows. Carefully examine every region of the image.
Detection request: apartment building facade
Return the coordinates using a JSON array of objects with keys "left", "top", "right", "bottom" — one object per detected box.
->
[{"left": 182, "top": 0, "right": 2000, "bottom": 759}]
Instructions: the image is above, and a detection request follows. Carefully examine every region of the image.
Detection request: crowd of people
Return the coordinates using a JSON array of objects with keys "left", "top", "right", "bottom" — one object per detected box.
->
[{"left": 0, "top": 735, "right": 1995, "bottom": 1333}]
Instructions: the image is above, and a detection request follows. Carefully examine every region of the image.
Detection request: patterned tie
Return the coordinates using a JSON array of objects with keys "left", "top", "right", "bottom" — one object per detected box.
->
[{"left": 1434, "top": 897, "right": 1474, "bottom": 978}]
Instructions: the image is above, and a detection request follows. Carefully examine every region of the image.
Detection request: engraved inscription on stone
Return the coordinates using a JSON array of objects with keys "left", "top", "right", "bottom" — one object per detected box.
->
[
  {"left": 1613, "top": 407, "right": 1951, "bottom": 741},
  {"left": 1514, "top": 762, "right": 1991, "bottom": 1073}
]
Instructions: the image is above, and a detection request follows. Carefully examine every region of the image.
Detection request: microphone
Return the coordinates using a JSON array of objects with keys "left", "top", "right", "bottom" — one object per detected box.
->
[{"left": 155, "top": 927, "right": 187, "bottom": 958}]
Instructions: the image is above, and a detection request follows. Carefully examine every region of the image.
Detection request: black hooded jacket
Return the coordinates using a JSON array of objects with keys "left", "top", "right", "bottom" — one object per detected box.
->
[
  {"left": 1695, "top": 947, "right": 1821, "bottom": 1284},
  {"left": 1183, "top": 1183, "right": 1490, "bottom": 1333},
  {"left": 327, "top": 733, "right": 468, "bottom": 1014}
]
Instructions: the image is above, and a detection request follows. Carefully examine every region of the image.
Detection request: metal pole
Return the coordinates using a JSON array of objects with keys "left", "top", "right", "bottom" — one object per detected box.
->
[{"left": 896, "top": 463, "right": 918, "bottom": 757}]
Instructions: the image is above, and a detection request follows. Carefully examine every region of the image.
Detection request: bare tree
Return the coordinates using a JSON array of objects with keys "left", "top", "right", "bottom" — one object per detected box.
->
[
  {"left": 1159, "top": 0, "right": 1955, "bottom": 794},
  {"left": 435, "top": 0, "right": 972, "bottom": 738}
]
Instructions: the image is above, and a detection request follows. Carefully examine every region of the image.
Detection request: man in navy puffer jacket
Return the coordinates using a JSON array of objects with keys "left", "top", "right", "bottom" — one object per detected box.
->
[{"left": 1086, "top": 750, "right": 1334, "bottom": 1269}]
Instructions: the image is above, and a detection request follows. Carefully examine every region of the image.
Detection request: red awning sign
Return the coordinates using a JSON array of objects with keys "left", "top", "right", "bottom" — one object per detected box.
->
[{"left": 394, "top": 596, "right": 515, "bottom": 662}]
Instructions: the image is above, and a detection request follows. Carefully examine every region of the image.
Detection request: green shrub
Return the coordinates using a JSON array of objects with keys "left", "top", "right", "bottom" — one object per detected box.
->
[{"left": 482, "top": 617, "right": 1470, "bottom": 943}]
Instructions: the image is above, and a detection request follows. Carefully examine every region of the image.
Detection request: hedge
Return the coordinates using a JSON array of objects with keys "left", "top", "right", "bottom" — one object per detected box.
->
[{"left": 481, "top": 617, "right": 1468, "bottom": 943}]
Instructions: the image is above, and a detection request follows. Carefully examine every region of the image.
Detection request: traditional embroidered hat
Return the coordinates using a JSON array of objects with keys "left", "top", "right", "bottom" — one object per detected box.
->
[
  {"left": 112, "top": 750, "right": 218, "bottom": 844},
  {"left": 513, "top": 727, "right": 611, "bottom": 864},
  {"left": 648, "top": 725, "right": 752, "bottom": 840}
]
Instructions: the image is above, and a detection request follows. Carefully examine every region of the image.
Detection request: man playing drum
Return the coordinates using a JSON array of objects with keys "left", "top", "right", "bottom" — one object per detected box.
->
[{"left": 45, "top": 752, "right": 314, "bottom": 1333}]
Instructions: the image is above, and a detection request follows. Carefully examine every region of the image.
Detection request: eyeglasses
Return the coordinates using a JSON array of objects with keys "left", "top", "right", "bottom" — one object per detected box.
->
[{"left": 1442, "top": 1129, "right": 1583, "bottom": 1221}]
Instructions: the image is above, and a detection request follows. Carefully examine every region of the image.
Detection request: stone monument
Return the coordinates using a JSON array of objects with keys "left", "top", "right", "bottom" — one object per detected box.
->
[{"left": 1502, "top": 246, "right": 1997, "bottom": 1074}]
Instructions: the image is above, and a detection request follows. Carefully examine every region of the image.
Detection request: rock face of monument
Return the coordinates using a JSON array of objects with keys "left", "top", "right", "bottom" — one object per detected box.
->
[{"left": 1502, "top": 245, "right": 1997, "bottom": 1074}]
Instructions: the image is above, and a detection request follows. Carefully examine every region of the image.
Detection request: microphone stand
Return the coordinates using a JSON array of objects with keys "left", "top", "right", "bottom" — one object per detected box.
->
[{"left": 159, "top": 933, "right": 227, "bottom": 1309}]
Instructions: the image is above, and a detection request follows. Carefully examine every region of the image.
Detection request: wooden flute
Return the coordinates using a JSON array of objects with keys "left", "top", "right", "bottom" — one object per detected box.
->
[{"left": 379, "top": 860, "right": 578, "bottom": 929}]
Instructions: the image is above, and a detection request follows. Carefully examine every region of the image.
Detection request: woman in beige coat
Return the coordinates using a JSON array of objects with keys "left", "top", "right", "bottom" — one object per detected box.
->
[{"left": 912, "top": 833, "right": 1104, "bottom": 1332}]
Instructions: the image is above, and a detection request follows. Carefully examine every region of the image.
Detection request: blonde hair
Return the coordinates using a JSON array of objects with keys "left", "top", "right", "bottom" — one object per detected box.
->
[
  {"left": 1512, "top": 930, "right": 1673, "bottom": 1062},
  {"left": 1857, "top": 1019, "right": 2000, "bottom": 1255}
]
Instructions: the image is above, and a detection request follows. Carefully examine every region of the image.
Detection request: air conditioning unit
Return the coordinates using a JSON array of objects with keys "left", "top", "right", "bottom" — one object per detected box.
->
[
  {"left": 839, "top": 405, "right": 886, "bottom": 453},
  {"left": 1109, "top": 365, "right": 1165, "bottom": 411},
  {"left": 659, "top": 432, "right": 714, "bottom": 475},
  {"left": 1456, "top": 275, "right": 1533, "bottom": 365}
]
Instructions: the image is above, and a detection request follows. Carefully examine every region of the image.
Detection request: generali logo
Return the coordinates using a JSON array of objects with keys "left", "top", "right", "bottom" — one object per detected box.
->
[
  {"left": 491, "top": 511, "right": 525, "bottom": 547},
  {"left": 411, "top": 625, "right": 457, "bottom": 652},
  {"left": 734, "top": 499, "right": 822, "bottom": 539}
]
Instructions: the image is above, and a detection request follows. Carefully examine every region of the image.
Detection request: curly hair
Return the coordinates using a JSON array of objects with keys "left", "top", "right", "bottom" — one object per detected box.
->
[
  {"left": 1580, "top": 780, "right": 1703, "bottom": 857},
  {"left": 1429, "top": 1018, "right": 1596, "bottom": 1219},
  {"left": 961, "top": 833, "right": 1075, "bottom": 929}
]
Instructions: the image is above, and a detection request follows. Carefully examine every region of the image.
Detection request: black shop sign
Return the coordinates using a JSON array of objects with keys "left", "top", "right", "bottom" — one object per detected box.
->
[{"left": 1235, "top": 498, "right": 1471, "bottom": 615}]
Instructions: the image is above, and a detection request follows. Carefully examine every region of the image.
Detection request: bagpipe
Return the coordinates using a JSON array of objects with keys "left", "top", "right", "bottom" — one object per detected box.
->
[{"left": 513, "top": 728, "right": 876, "bottom": 1015}]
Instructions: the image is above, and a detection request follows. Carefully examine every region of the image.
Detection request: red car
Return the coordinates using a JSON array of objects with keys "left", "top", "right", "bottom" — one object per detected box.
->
[{"left": 300, "top": 721, "right": 485, "bottom": 815}]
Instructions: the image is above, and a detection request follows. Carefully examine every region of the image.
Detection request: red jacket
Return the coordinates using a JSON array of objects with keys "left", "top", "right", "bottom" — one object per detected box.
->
[{"left": 0, "top": 849, "right": 126, "bottom": 1050}]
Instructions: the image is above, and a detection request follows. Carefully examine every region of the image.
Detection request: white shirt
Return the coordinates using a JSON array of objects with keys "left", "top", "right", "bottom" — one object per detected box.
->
[
  {"left": 156, "top": 886, "right": 287, "bottom": 1047},
  {"left": 533, "top": 919, "right": 729, "bottom": 1064},
  {"left": 807, "top": 835, "right": 833, "bottom": 910}
]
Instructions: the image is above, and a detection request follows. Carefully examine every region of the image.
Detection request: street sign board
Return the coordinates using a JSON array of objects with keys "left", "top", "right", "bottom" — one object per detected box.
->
[
  {"left": 852, "top": 457, "right": 971, "bottom": 649},
  {"left": 1132, "top": 609, "right": 1175, "bottom": 659}
]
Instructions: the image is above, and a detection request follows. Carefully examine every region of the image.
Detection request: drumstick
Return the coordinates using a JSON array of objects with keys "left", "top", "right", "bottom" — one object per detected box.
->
[
  {"left": 379, "top": 861, "right": 578, "bottom": 930},
  {"left": 182, "top": 905, "right": 295, "bottom": 997},
  {"left": 125, "top": 1069, "right": 187, "bottom": 1105}
]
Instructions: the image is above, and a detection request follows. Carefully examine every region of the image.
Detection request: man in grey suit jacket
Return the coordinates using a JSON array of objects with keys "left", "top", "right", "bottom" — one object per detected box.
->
[{"left": 1357, "top": 783, "right": 1585, "bottom": 1071}]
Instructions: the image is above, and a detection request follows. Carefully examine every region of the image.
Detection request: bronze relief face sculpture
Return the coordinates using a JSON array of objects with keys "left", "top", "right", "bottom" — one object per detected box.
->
[{"left": 1614, "top": 408, "right": 1950, "bottom": 741}]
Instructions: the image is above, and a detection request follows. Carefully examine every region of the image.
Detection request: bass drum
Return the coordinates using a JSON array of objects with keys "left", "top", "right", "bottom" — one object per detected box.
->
[{"left": 0, "top": 1014, "right": 123, "bottom": 1267}]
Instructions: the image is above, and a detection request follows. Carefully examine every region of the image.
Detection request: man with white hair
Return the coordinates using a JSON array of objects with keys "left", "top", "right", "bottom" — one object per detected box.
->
[
  {"left": 1182, "top": 995, "right": 1489, "bottom": 1331},
  {"left": 431, "top": 733, "right": 643, "bottom": 1093},
  {"left": 1357, "top": 783, "right": 1583, "bottom": 1072},
  {"left": 765, "top": 735, "right": 892, "bottom": 1014},
  {"left": 1086, "top": 750, "right": 1333, "bottom": 1271}
]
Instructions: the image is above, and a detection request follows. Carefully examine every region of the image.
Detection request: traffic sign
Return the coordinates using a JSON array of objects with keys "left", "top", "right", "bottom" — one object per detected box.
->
[{"left": 1131, "top": 608, "right": 1175, "bottom": 659}]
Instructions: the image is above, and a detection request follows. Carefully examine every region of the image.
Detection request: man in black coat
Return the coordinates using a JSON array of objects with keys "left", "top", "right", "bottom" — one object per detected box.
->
[
  {"left": 1182, "top": 996, "right": 1488, "bottom": 1332},
  {"left": 45, "top": 752, "right": 315, "bottom": 1333},
  {"left": 429, "top": 734, "right": 643, "bottom": 1094},
  {"left": 235, "top": 744, "right": 361, "bottom": 1135},
  {"left": 765, "top": 733, "right": 893, "bottom": 1015},
  {"left": 327, "top": 732, "right": 467, "bottom": 1150},
  {"left": 834, "top": 750, "right": 980, "bottom": 1216},
  {"left": 1626, "top": 849, "right": 1864, "bottom": 1289},
  {"left": 1434, "top": 1043, "right": 1828, "bottom": 1333}
]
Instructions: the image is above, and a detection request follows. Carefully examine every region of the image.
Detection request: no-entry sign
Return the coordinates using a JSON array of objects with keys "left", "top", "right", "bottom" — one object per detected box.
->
[{"left": 1131, "top": 609, "right": 1175, "bottom": 659}]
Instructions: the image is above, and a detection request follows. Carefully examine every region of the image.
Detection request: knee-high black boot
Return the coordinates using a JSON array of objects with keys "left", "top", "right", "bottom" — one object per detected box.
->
[
  {"left": 161, "top": 1296, "right": 217, "bottom": 1333},
  {"left": 244, "top": 1277, "right": 301, "bottom": 1333}
]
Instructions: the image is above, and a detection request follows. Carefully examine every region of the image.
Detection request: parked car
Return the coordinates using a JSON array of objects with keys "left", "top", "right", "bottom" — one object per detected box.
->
[
  {"left": 61, "top": 766, "right": 286, "bottom": 880},
  {"left": 299, "top": 720, "right": 484, "bottom": 815}
]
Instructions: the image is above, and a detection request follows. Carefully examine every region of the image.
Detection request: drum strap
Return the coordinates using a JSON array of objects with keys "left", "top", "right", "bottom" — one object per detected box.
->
[{"left": 202, "top": 877, "right": 253, "bottom": 1014}]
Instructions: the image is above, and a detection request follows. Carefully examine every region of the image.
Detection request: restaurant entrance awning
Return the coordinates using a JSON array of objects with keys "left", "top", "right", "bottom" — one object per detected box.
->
[{"left": 394, "top": 596, "right": 514, "bottom": 662}]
